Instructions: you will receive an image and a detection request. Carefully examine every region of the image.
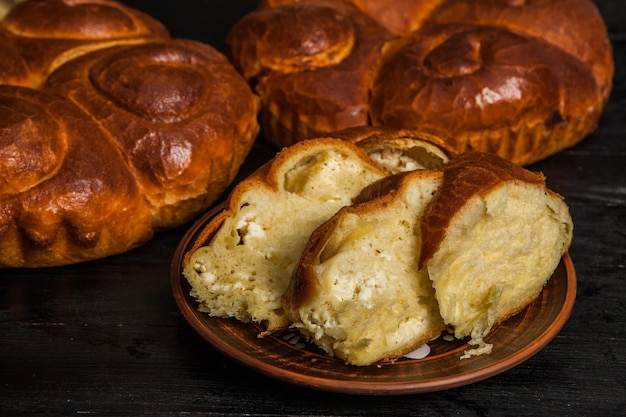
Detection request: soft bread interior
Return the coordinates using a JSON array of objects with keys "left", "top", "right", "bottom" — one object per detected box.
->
[
  {"left": 285, "top": 170, "right": 445, "bottom": 365},
  {"left": 360, "top": 139, "right": 451, "bottom": 173},
  {"left": 184, "top": 139, "right": 388, "bottom": 331},
  {"left": 426, "top": 181, "right": 573, "bottom": 358}
]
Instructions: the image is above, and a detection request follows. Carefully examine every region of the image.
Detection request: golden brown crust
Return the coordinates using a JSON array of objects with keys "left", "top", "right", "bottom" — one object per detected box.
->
[
  {"left": 370, "top": 23, "right": 605, "bottom": 164},
  {"left": 226, "top": 1, "right": 392, "bottom": 148},
  {"left": 228, "top": 0, "right": 612, "bottom": 165},
  {"left": 428, "top": 0, "right": 614, "bottom": 101},
  {"left": 0, "top": 0, "right": 170, "bottom": 86},
  {"left": 260, "top": 0, "right": 447, "bottom": 35},
  {"left": 419, "top": 151, "right": 546, "bottom": 269},
  {"left": 0, "top": 85, "right": 154, "bottom": 267},
  {"left": 353, "top": 170, "right": 415, "bottom": 204},
  {"left": 0, "top": 1, "right": 260, "bottom": 267},
  {"left": 44, "top": 39, "right": 260, "bottom": 229}
]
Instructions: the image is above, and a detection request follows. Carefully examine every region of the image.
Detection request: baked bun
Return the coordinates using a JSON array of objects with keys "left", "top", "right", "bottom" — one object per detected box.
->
[
  {"left": 227, "top": 0, "right": 613, "bottom": 165},
  {"left": 283, "top": 170, "right": 445, "bottom": 366},
  {"left": 183, "top": 138, "right": 390, "bottom": 332},
  {"left": 419, "top": 151, "right": 573, "bottom": 357},
  {"left": 0, "top": 0, "right": 260, "bottom": 267},
  {"left": 225, "top": 1, "right": 392, "bottom": 148}
]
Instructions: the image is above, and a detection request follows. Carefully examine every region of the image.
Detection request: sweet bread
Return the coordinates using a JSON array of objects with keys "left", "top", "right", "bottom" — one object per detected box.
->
[
  {"left": 0, "top": 0, "right": 259, "bottom": 267},
  {"left": 227, "top": 0, "right": 613, "bottom": 165}
]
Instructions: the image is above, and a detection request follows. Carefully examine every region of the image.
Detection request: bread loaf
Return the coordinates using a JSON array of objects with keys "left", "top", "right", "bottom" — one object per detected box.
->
[
  {"left": 419, "top": 151, "right": 574, "bottom": 358},
  {"left": 227, "top": 0, "right": 613, "bottom": 165},
  {"left": 183, "top": 138, "right": 391, "bottom": 332},
  {"left": 283, "top": 170, "right": 445, "bottom": 366},
  {"left": 0, "top": 0, "right": 260, "bottom": 267}
]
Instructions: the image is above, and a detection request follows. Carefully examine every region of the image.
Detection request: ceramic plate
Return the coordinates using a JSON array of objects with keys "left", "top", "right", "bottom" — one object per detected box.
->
[{"left": 171, "top": 205, "right": 577, "bottom": 395}]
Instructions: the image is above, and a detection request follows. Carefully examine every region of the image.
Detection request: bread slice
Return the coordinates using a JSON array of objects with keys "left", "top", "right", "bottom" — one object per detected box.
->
[
  {"left": 283, "top": 170, "right": 445, "bottom": 366},
  {"left": 419, "top": 151, "right": 573, "bottom": 358},
  {"left": 183, "top": 138, "right": 390, "bottom": 331}
]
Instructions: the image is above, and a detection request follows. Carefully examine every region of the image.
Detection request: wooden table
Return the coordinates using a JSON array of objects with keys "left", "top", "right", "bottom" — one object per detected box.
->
[{"left": 2, "top": 1, "right": 624, "bottom": 415}]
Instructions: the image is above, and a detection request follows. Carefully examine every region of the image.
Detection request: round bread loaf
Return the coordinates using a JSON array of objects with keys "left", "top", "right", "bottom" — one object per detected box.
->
[
  {"left": 226, "top": 0, "right": 613, "bottom": 165},
  {"left": 0, "top": 0, "right": 260, "bottom": 267}
]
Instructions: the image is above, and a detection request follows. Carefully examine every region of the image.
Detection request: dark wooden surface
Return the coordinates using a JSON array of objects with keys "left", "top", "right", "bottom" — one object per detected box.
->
[{"left": 2, "top": 1, "right": 625, "bottom": 415}]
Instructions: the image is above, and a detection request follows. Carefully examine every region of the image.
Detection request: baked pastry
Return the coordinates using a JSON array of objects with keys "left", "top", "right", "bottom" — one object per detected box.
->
[
  {"left": 283, "top": 169, "right": 445, "bottom": 366},
  {"left": 43, "top": 39, "right": 260, "bottom": 229},
  {"left": 183, "top": 138, "right": 390, "bottom": 331},
  {"left": 226, "top": 0, "right": 613, "bottom": 165},
  {"left": 225, "top": 1, "right": 392, "bottom": 148},
  {"left": 0, "top": 0, "right": 260, "bottom": 267},
  {"left": 419, "top": 151, "right": 574, "bottom": 358},
  {"left": 0, "top": 85, "right": 155, "bottom": 267}
]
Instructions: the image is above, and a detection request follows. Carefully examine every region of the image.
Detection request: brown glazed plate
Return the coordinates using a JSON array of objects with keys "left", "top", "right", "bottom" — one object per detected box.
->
[{"left": 171, "top": 205, "right": 577, "bottom": 395}]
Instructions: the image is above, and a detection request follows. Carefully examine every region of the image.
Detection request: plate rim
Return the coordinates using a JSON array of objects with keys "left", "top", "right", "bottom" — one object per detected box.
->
[{"left": 171, "top": 205, "right": 577, "bottom": 395}]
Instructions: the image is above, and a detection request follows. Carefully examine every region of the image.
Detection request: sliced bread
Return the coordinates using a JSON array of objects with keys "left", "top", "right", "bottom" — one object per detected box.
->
[
  {"left": 419, "top": 151, "right": 574, "bottom": 358},
  {"left": 283, "top": 170, "right": 445, "bottom": 365},
  {"left": 183, "top": 138, "right": 390, "bottom": 331}
]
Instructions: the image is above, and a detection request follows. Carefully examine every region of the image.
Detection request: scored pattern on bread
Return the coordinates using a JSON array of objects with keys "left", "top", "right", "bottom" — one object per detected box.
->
[
  {"left": 0, "top": 0, "right": 260, "bottom": 267},
  {"left": 183, "top": 138, "right": 390, "bottom": 331},
  {"left": 419, "top": 151, "right": 574, "bottom": 358},
  {"left": 227, "top": 0, "right": 613, "bottom": 165},
  {"left": 283, "top": 170, "right": 445, "bottom": 366}
]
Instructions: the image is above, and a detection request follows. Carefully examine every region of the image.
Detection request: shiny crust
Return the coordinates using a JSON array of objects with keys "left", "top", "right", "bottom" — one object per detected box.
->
[
  {"left": 418, "top": 151, "right": 548, "bottom": 269},
  {"left": 0, "top": 0, "right": 170, "bottom": 86},
  {"left": 225, "top": 1, "right": 391, "bottom": 147},
  {"left": 0, "top": 1, "right": 260, "bottom": 267},
  {"left": 370, "top": 23, "right": 604, "bottom": 164},
  {"left": 261, "top": 0, "right": 446, "bottom": 35},
  {"left": 44, "top": 39, "right": 260, "bottom": 229},
  {"left": 0, "top": 85, "right": 154, "bottom": 267},
  {"left": 228, "top": 0, "right": 613, "bottom": 165}
]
